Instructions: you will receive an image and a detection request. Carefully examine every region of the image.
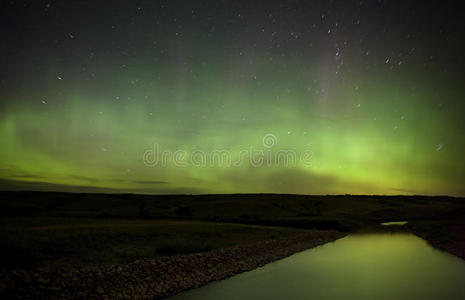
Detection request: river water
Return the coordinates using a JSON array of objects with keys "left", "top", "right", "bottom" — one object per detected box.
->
[{"left": 169, "top": 231, "right": 465, "bottom": 300}]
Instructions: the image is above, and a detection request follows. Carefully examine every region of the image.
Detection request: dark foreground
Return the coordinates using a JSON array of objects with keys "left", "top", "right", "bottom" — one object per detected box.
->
[
  {"left": 0, "top": 192, "right": 464, "bottom": 299},
  {"left": 0, "top": 231, "right": 343, "bottom": 299}
]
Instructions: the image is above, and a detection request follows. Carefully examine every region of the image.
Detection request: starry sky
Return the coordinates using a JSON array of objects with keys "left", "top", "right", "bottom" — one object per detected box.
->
[{"left": 1, "top": 0, "right": 464, "bottom": 196}]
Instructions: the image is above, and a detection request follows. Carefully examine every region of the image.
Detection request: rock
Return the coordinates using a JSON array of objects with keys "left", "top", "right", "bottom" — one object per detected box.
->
[
  {"left": 96, "top": 286, "right": 104, "bottom": 294},
  {"left": 78, "top": 291, "right": 87, "bottom": 297},
  {"left": 0, "top": 280, "right": 7, "bottom": 295},
  {"left": 23, "top": 274, "right": 32, "bottom": 283},
  {"left": 37, "top": 276, "right": 49, "bottom": 284}
]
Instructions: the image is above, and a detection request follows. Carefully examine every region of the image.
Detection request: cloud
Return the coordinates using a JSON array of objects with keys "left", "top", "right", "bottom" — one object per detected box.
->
[
  {"left": 0, "top": 178, "right": 201, "bottom": 195},
  {"left": 0, "top": 179, "right": 114, "bottom": 193},
  {"left": 68, "top": 174, "right": 99, "bottom": 182},
  {"left": 133, "top": 180, "right": 169, "bottom": 185},
  {"left": 10, "top": 174, "right": 40, "bottom": 178}
]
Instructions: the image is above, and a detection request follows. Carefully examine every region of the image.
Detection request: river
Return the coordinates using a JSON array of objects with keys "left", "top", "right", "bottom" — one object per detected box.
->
[{"left": 169, "top": 231, "right": 465, "bottom": 300}]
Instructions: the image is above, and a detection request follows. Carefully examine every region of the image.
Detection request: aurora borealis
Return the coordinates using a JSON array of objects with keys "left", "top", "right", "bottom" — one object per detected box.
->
[{"left": 1, "top": 1, "right": 464, "bottom": 196}]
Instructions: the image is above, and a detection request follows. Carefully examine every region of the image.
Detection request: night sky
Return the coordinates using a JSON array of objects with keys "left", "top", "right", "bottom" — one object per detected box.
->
[{"left": 1, "top": 1, "right": 464, "bottom": 196}]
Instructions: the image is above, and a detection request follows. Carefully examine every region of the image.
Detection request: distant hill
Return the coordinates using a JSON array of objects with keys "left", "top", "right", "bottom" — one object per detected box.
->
[{"left": 1, "top": 191, "right": 463, "bottom": 231}]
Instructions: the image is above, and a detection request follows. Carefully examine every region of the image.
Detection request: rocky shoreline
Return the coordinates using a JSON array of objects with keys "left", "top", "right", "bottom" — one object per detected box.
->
[
  {"left": 412, "top": 224, "right": 465, "bottom": 261},
  {"left": 0, "top": 230, "right": 344, "bottom": 299}
]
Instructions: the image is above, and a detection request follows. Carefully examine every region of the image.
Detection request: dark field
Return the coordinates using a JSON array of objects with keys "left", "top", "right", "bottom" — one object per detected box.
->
[
  {"left": 1, "top": 191, "right": 464, "bottom": 270},
  {"left": 1, "top": 218, "right": 309, "bottom": 270}
]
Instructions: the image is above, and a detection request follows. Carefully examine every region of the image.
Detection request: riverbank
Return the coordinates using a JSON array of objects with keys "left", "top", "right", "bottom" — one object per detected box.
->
[
  {"left": 0, "top": 230, "right": 344, "bottom": 299},
  {"left": 410, "top": 221, "right": 465, "bottom": 260}
]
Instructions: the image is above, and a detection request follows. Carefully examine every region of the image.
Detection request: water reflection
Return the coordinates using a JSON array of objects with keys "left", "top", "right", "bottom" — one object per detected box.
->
[
  {"left": 380, "top": 221, "right": 408, "bottom": 226},
  {"left": 170, "top": 232, "right": 465, "bottom": 300}
]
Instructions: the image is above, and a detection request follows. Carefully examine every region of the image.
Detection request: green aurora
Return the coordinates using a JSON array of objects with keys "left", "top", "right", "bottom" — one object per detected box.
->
[{"left": 1, "top": 1, "right": 464, "bottom": 196}]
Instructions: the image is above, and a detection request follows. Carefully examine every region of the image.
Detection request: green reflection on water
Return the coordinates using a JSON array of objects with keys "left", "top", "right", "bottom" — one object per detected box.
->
[
  {"left": 170, "top": 233, "right": 465, "bottom": 300},
  {"left": 380, "top": 221, "right": 408, "bottom": 226}
]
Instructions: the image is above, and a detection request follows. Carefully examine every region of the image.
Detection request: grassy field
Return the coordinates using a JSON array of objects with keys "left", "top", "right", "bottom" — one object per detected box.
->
[
  {"left": 1, "top": 191, "right": 464, "bottom": 270},
  {"left": 0, "top": 217, "right": 308, "bottom": 270}
]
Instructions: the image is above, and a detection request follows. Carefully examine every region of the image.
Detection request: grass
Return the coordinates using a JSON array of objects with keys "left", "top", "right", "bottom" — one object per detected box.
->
[{"left": 0, "top": 218, "right": 307, "bottom": 270}]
